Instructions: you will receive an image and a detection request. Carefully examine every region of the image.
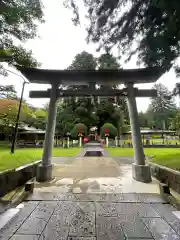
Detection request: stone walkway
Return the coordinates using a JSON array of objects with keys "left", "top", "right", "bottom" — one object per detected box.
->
[
  {"left": 35, "top": 156, "right": 159, "bottom": 194},
  {"left": 1, "top": 145, "right": 180, "bottom": 239},
  {"left": 0, "top": 193, "right": 180, "bottom": 239}
]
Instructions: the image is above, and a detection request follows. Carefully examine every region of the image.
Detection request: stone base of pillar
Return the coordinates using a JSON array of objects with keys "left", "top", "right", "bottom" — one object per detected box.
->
[
  {"left": 36, "top": 164, "right": 53, "bottom": 182},
  {"left": 132, "top": 163, "right": 152, "bottom": 183}
]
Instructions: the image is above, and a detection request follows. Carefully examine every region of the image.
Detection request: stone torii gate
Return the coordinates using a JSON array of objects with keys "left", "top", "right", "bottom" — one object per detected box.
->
[{"left": 18, "top": 66, "right": 161, "bottom": 183}]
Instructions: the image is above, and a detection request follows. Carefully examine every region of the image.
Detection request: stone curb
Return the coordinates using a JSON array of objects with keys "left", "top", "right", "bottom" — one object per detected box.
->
[{"left": 0, "top": 161, "right": 42, "bottom": 197}]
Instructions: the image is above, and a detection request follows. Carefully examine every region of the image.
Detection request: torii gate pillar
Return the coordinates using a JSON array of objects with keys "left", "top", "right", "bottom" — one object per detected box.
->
[
  {"left": 127, "top": 83, "right": 152, "bottom": 183},
  {"left": 36, "top": 84, "right": 58, "bottom": 182}
]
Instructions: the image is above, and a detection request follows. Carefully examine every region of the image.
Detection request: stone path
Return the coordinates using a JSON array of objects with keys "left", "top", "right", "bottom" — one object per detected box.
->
[
  {"left": 36, "top": 156, "right": 159, "bottom": 194},
  {"left": 0, "top": 193, "right": 180, "bottom": 239},
  {"left": 1, "top": 145, "right": 180, "bottom": 239}
]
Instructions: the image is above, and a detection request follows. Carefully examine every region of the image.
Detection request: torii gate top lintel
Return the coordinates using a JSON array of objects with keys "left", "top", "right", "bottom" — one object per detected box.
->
[
  {"left": 17, "top": 66, "right": 162, "bottom": 85},
  {"left": 17, "top": 65, "right": 162, "bottom": 184}
]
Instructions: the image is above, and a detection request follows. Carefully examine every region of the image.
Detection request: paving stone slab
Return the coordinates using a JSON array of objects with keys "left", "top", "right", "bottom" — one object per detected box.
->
[
  {"left": 27, "top": 193, "right": 94, "bottom": 202},
  {"left": 39, "top": 212, "right": 69, "bottom": 240},
  {"left": 152, "top": 204, "right": 180, "bottom": 236},
  {"left": 71, "top": 211, "right": 95, "bottom": 226},
  {"left": 0, "top": 202, "right": 39, "bottom": 237},
  {"left": 97, "top": 229, "right": 125, "bottom": 240},
  {"left": 96, "top": 217, "right": 122, "bottom": 230},
  {"left": 143, "top": 218, "right": 180, "bottom": 240},
  {"left": 68, "top": 204, "right": 95, "bottom": 237},
  {"left": 26, "top": 193, "right": 166, "bottom": 203},
  {"left": 96, "top": 217, "right": 125, "bottom": 240},
  {"left": 88, "top": 193, "right": 125, "bottom": 202},
  {"left": 16, "top": 217, "right": 47, "bottom": 235},
  {"left": 95, "top": 203, "right": 117, "bottom": 217},
  {"left": 114, "top": 202, "right": 160, "bottom": 220},
  {"left": 67, "top": 237, "right": 96, "bottom": 240},
  {"left": 42, "top": 202, "right": 96, "bottom": 239},
  {"left": 9, "top": 235, "right": 40, "bottom": 240},
  {"left": 54, "top": 201, "right": 77, "bottom": 216},
  {"left": 0, "top": 209, "right": 20, "bottom": 231},
  {"left": 39, "top": 227, "right": 68, "bottom": 240},
  {"left": 16, "top": 202, "right": 57, "bottom": 235},
  {"left": 121, "top": 193, "right": 166, "bottom": 203},
  {"left": 127, "top": 203, "right": 160, "bottom": 218},
  {"left": 75, "top": 202, "right": 95, "bottom": 213},
  {"left": 69, "top": 221, "right": 95, "bottom": 237},
  {"left": 121, "top": 219, "right": 152, "bottom": 239},
  {"left": 30, "top": 202, "right": 57, "bottom": 219},
  {"left": 54, "top": 201, "right": 95, "bottom": 226},
  {"left": 115, "top": 202, "right": 160, "bottom": 218},
  {"left": 115, "top": 203, "right": 136, "bottom": 216},
  {"left": 1, "top": 193, "right": 178, "bottom": 240}
]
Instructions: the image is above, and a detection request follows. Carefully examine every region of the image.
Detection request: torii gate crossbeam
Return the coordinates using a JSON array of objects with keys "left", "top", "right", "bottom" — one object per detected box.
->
[{"left": 17, "top": 66, "right": 162, "bottom": 183}]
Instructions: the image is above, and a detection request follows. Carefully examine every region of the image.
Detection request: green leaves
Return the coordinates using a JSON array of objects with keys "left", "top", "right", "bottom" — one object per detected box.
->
[
  {"left": 146, "top": 83, "right": 177, "bottom": 129},
  {"left": 9, "top": 46, "right": 40, "bottom": 67},
  {"left": 98, "top": 53, "right": 120, "bottom": 69},
  {"left": 56, "top": 51, "right": 126, "bottom": 135},
  {"left": 71, "top": 123, "right": 87, "bottom": 138},
  {"left": 68, "top": 51, "right": 97, "bottom": 70},
  {"left": 65, "top": 0, "right": 180, "bottom": 73},
  {"left": 100, "top": 123, "right": 117, "bottom": 138},
  {"left": 0, "top": 0, "right": 43, "bottom": 70},
  {"left": 0, "top": 85, "right": 17, "bottom": 99}
]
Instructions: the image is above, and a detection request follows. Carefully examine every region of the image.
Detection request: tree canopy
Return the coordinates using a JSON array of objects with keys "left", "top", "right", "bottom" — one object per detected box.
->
[
  {"left": 98, "top": 53, "right": 120, "bottom": 69},
  {"left": 0, "top": 99, "right": 30, "bottom": 134},
  {"left": 0, "top": 85, "right": 17, "bottom": 99},
  {"left": 100, "top": 123, "right": 117, "bottom": 138},
  {"left": 68, "top": 51, "right": 97, "bottom": 70},
  {"left": 71, "top": 123, "right": 87, "bottom": 138},
  {"left": 54, "top": 51, "right": 128, "bottom": 136},
  {"left": 148, "top": 84, "right": 176, "bottom": 130},
  {"left": 0, "top": 0, "right": 44, "bottom": 69},
  {"left": 65, "top": 0, "right": 180, "bottom": 74}
]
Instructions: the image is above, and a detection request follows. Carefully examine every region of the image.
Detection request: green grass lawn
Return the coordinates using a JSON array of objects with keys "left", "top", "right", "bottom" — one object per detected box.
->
[
  {"left": 0, "top": 147, "right": 81, "bottom": 172},
  {"left": 107, "top": 148, "right": 180, "bottom": 171}
]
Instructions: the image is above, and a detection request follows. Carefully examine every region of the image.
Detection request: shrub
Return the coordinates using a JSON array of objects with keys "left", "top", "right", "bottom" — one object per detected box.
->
[
  {"left": 100, "top": 123, "right": 117, "bottom": 138},
  {"left": 71, "top": 123, "right": 87, "bottom": 138}
]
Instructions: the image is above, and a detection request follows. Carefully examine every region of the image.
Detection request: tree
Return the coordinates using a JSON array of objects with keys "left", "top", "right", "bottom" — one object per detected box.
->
[
  {"left": 96, "top": 52, "right": 128, "bottom": 134},
  {"left": 65, "top": 0, "right": 180, "bottom": 74},
  {"left": 98, "top": 53, "right": 120, "bottom": 69},
  {"left": 172, "top": 83, "right": 180, "bottom": 106},
  {"left": 100, "top": 123, "right": 117, "bottom": 138},
  {"left": 138, "top": 112, "right": 149, "bottom": 128},
  {"left": 71, "top": 123, "right": 87, "bottom": 138},
  {"left": 169, "top": 111, "right": 180, "bottom": 132},
  {"left": 0, "top": 0, "right": 43, "bottom": 70},
  {"left": 55, "top": 68, "right": 95, "bottom": 135},
  {"left": 0, "top": 99, "right": 30, "bottom": 135},
  {"left": 56, "top": 97, "right": 98, "bottom": 135},
  {"left": 0, "top": 85, "right": 17, "bottom": 99},
  {"left": 56, "top": 100, "right": 78, "bottom": 135},
  {"left": 55, "top": 51, "right": 129, "bottom": 135},
  {"left": 68, "top": 51, "right": 97, "bottom": 70},
  {"left": 147, "top": 83, "right": 177, "bottom": 130},
  {"left": 33, "top": 109, "right": 47, "bottom": 129}
]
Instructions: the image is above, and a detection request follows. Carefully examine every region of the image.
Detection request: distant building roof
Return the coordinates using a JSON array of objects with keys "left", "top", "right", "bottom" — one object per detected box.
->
[
  {"left": 20, "top": 130, "right": 46, "bottom": 134},
  {"left": 127, "top": 129, "right": 176, "bottom": 134}
]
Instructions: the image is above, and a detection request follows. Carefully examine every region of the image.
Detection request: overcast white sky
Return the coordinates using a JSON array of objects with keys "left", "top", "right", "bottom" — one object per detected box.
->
[{"left": 1, "top": 0, "right": 180, "bottom": 111}]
